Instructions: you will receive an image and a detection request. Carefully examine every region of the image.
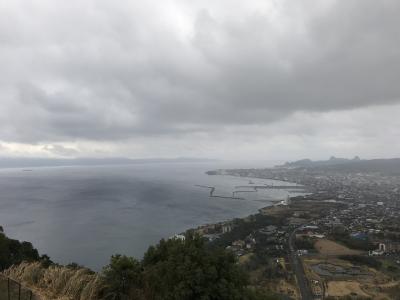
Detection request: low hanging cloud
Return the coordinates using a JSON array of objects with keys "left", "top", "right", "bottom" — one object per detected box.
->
[
  {"left": 43, "top": 144, "right": 79, "bottom": 157},
  {"left": 0, "top": 0, "right": 399, "bottom": 158}
]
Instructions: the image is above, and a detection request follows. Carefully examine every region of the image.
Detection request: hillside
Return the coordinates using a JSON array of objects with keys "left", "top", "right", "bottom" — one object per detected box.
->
[
  {"left": 0, "top": 230, "right": 278, "bottom": 300},
  {"left": 3, "top": 262, "right": 106, "bottom": 300},
  {"left": 281, "top": 157, "right": 400, "bottom": 175}
]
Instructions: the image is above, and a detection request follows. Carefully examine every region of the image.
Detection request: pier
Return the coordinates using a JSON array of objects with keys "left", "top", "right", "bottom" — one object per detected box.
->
[
  {"left": 195, "top": 185, "right": 245, "bottom": 200},
  {"left": 195, "top": 185, "right": 216, "bottom": 196},
  {"left": 235, "top": 185, "right": 304, "bottom": 190}
]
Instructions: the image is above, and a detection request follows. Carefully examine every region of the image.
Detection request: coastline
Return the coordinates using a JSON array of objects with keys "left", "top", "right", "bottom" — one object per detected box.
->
[
  {"left": 185, "top": 170, "right": 309, "bottom": 242},
  {"left": 1, "top": 163, "right": 283, "bottom": 270}
]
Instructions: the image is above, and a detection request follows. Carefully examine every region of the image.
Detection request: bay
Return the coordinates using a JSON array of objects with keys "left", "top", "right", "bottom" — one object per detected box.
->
[{"left": 0, "top": 161, "right": 295, "bottom": 270}]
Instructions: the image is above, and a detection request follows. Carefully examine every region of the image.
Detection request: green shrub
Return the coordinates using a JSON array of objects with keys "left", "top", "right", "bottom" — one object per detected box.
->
[
  {"left": 338, "top": 255, "right": 382, "bottom": 269},
  {"left": 0, "top": 232, "right": 45, "bottom": 270}
]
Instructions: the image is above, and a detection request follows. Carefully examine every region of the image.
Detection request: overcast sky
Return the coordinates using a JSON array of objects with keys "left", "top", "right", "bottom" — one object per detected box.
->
[{"left": 0, "top": 0, "right": 399, "bottom": 160}]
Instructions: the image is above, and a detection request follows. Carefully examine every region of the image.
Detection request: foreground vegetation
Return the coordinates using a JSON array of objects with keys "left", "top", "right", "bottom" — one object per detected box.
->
[
  {"left": 0, "top": 227, "right": 51, "bottom": 270},
  {"left": 0, "top": 229, "right": 279, "bottom": 300},
  {"left": 4, "top": 262, "right": 104, "bottom": 300},
  {"left": 102, "top": 233, "right": 279, "bottom": 300}
]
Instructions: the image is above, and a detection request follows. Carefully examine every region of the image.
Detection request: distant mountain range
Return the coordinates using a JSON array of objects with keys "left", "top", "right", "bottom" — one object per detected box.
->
[
  {"left": 281, "top": 156, "right": 362, "bottom": 167},
  {"left": 279, "top": 157, "right": 400, "bottom": 175},
  {"left": 0, "top": 157, "right": 218, "bottom": 169}
]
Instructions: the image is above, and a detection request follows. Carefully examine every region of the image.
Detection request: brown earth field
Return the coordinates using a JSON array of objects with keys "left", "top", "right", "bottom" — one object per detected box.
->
[
  {"left": 326, "top": 280, "right": 370, "bottom": 297},
  {"left": 314, "top": 239, "right": 364, "bottom": 256}
]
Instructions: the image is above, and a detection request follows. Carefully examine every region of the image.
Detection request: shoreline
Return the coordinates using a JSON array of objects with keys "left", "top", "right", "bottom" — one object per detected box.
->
[{"left": 186, "top": 170, "right": 310, "bottom": 241}]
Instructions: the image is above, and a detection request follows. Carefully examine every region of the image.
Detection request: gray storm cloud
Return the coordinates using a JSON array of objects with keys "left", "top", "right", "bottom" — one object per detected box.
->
[{"left": 0, "top": 0, "right": 399, "bottom": 158}]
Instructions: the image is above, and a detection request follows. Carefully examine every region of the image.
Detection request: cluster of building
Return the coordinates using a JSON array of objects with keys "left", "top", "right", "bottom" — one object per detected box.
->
[
  {"left": 226, "top": 235, "right": 257, "bottom": 257},
  {"left": 223, "top": 163, "right": 400, "bottom": 252},
  {"left": 192, "top": 221, "right": 233, "bottom": 241},
  {"left": 224, "top": 166, "right": 400, "bottom": 208},
  {"left": 200, "top": 162, "right": 400, "bottom": 298}
]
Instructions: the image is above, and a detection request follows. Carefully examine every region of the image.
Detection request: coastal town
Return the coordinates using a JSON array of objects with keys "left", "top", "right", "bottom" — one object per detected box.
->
[{"left": 190, "top": 158, "right": 400, "bottom": 299}]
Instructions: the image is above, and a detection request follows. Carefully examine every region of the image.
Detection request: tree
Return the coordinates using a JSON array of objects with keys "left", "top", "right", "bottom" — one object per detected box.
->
[
  {"left": 102, "top": 254, "right": 142, "bottom": 299},
  {"left": 244, "top": 289, "right": 281, "bottom": 300},
  {"left": 0, "top": 233, "right": 42, "bottom": 270},
  {"left": 142, "top": 233, "right": 249, "bottom": 300},
  {"left": 101, "top": 234, "right": 279, "bottom": 299}
]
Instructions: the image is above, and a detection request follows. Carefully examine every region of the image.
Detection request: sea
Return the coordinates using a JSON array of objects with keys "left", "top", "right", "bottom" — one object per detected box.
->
[{"left": 0, "top": 161, "right": 299, "bottom": 270}]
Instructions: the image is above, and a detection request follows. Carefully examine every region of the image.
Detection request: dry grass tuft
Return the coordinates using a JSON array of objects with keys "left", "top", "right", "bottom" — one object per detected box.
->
[{"left": 3, "top": 262, "right": 107, "bottom": 300}]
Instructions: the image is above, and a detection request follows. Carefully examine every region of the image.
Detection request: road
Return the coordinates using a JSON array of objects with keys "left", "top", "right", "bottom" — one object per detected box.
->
[{"left": 288, "top": 229, "right": 315, "bottom": 300}]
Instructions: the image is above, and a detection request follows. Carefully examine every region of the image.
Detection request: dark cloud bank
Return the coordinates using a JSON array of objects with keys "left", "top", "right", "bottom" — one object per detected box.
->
[{"left": 0, "top": 0, "right": 399, "bottom": 158}]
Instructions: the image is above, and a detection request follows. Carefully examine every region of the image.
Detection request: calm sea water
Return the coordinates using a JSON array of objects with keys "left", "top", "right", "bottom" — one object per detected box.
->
[{"left": 0, "top": 161, "right": 295, "bottom": 270}]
